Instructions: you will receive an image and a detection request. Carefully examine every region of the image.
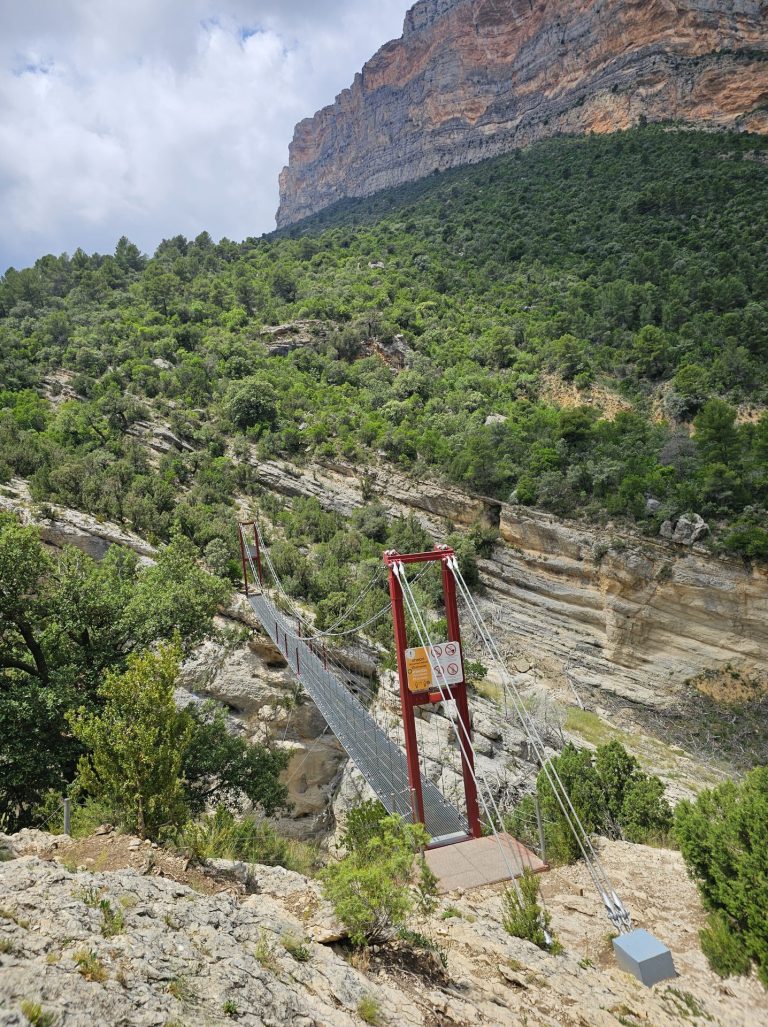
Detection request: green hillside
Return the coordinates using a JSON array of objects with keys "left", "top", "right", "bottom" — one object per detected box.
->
[{"left": 2, "top": 126, "right": 768, "bottom": 560}]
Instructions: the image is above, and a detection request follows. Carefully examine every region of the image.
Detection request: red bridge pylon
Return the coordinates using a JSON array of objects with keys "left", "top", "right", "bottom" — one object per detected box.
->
[{"left": 384, "top": 545, "right": 483, "bottom": 841}]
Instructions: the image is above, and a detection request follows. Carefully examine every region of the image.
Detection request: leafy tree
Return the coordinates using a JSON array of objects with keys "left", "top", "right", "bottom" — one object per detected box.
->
[
  {"left": 0, "top": 519, "right": 52, "bottom": 684},
  {"left": 693, "top": 399, "right": 740, "bottom": 465},
  {"left": 223, "top": 376, "right": 278, "bottom": 431},
  {"left": 69, "top": 640, "right": 192, "bottom": 838},
  {"left": 123, "top": 534, "right": 229, "bottom": 651},
  {"left": 620, "top": 776, "right": 673, "bottom": 844},
  {"left": 182, "top": 700, "right": 289, "bottom": 818},
  {"left": 672, "top": 364, "right": 711, "bottom": 417},
  {"left": 0, "top": 519, "right": 225, "bottom": 827},
  {"left": 675, "top": 766, "right": 768, "bottom": 987}
]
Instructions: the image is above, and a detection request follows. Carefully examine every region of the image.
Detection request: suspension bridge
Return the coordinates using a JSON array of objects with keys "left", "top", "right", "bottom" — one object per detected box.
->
[{"left": 238, "top": 520, "right": 676, "bottom": 985}]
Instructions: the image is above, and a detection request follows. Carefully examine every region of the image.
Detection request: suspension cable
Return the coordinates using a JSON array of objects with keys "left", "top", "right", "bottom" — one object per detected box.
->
[{"left": 449, "top": 557, "right": 631, "bottom": 931}]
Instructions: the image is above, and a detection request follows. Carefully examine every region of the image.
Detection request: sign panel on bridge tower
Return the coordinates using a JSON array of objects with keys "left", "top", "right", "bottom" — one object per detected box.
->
[{"left": 405, "top": 641, "right": 463, "bottom": 693}]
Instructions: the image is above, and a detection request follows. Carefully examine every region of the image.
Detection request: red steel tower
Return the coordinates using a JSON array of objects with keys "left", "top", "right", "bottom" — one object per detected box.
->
[{"left": 384, "top": 545, "right": 483, "bottom": 840}]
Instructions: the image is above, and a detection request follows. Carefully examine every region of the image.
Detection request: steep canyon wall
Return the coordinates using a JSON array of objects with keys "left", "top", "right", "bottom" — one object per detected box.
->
[
  {"left": 244, "top": 456, "right": 768, "bottom": 709},
  {"left": 277, "top": 0, "right": 768, "bottom": 226}
]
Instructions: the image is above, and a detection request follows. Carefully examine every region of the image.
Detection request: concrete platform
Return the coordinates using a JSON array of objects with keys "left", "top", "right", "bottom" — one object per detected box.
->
[{"left": 425, "top": 832, "right": 546, "bottom": 893}]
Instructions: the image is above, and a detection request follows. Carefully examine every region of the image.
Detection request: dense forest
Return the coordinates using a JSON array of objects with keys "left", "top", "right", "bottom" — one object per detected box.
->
[{"left": 1, "top": 126, "right": 767, "bottom": 567}]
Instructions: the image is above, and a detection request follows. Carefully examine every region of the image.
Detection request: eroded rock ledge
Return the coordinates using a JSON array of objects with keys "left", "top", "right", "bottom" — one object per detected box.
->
[{"left": 244, "top": 455, "right": 768, "bottom": 708}]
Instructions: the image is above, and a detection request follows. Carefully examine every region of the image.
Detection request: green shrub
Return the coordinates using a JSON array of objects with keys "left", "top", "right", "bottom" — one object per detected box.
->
[
  {"left": 357, "top": 995, "right": 383, "bottom": 1026},
  {"left": 699, "top": 912, "right": 752, "bottom": 979},
  {"left": 68, "top": 640, "right": 192, "bottom": 839},
  {"left": 282, "top": 934, "right": 311, "bottom": 962},
  {"left": 98, "top": 898, "right": 125, "bottom": 938},
  {"left": 322, "top": 813, "right": 432, "bottom": 946},
  {"left": 509, "top": 741, "right": 672, "bottom": 865},
  {"left": 339, "top": 799, "right": 388, "bottom": 853},
  {"left": 73, "top": 949, "right": 108, "bottom": 983},
  {"left": 675, "top": 766, "right": 768, "bottom": 986},
  {"left": 502, "top": 869, "right": 562, "bottom": 954},
  {"left": 722, "top": 525, "right": 768, "bottom": 560},
  {"left": 19, "top": 1001, "right": 56, "bottom": 1027},
  {"left": 620, "top": 776, "right": 673, "bottom": 844}
]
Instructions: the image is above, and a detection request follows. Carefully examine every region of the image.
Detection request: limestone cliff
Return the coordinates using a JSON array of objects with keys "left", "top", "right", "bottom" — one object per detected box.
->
[
  {"left": 242, "top": 455, "right": 768, "bottom": 714},
  {"left": 277, "top": 0, "right": 768, "bottom": 226}
]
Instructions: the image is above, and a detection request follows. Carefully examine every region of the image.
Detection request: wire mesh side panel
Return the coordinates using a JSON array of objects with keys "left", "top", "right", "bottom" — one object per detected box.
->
[{"left": 248, "top": 593, "right": 467, "bottom": 839}]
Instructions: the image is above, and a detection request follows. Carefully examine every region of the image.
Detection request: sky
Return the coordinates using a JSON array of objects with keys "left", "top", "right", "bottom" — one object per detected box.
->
[{"left": 0, "top": 1, "right": 410, "bottom": 273}]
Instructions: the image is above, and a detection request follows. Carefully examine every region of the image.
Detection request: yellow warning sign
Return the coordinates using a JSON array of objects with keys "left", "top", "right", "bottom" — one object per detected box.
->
[
  {"left": 404, "top": 642, "right": 463, "bottom": 693},
  {"left": 405, "top": 647, "right": 432, "bottom": 692}
]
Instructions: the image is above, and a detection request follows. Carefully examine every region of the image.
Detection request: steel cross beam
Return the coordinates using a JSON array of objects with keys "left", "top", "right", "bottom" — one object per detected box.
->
[{"left": 384, "top": 546, "right": 483, "bottom": 840}]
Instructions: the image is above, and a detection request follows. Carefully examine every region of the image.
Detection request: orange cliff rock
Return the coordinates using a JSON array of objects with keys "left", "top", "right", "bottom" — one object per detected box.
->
[{"left": 276, "top": 0, "right": 768, "bottom": 227}]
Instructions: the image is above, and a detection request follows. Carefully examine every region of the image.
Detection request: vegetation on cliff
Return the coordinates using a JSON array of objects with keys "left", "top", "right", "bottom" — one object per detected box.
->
[
  {"left": 0, "top": 127, "right": 767, "bottom": 562},
  {"left": 505, "top": 740, "right": 673, "bottom": 865}
]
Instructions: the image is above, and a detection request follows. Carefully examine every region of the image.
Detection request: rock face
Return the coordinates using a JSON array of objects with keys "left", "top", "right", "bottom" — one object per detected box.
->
[
  {"left": 276, "top": 0, "right": 768, "bottom": 226},
  {"left": 240, "top": 455, "right": 768, "bottom": 710},
  {"left": 1, "top": 838, "right": 766, "bottom": 1027}
]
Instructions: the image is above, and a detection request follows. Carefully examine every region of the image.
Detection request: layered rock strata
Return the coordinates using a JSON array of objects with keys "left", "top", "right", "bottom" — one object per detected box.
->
[
  {"left": 241, "top": 456, "right": 768, "bottom": 709},
  {"left": 277, "top": 0, "right": 768, "bottom": 226}
]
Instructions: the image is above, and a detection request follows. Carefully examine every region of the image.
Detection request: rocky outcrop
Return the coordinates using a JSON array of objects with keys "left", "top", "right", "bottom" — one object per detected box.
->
[
  {"left": 277, "top": 0, "right": 768, "bottom": 226},
  {"left": 240, "top": 455, "right": 768, "bottom": 710},
  {"left": 0, "top": 478, "right": 156, "bottom": 562},
  {"left": 1, "top": 837, "right": 765, "bottom": 1026},
  {"left": 179, "top": 634, "right": 348, "bottom": 838}
]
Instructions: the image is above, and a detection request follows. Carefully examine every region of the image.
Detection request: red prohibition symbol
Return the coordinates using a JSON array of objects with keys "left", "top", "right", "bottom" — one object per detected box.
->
[
  {"left": 446, "top": 662, "right": 459, "bottom": 676},
  {"left": 445, "top": 643, "right": 457, "bottom": 657},
  {"left": 433, "top": 645, "right": 443, "bottom": 658}
]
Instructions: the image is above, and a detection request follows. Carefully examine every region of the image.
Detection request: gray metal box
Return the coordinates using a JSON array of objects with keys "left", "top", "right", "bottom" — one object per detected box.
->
[{"left": 613, "top": 929, "right": 676, "bottom": 986}]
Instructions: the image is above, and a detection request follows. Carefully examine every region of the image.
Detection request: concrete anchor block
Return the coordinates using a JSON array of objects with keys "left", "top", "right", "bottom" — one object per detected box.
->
[{"left": 613, "top": 929, "right": 676, "bottom": 987}]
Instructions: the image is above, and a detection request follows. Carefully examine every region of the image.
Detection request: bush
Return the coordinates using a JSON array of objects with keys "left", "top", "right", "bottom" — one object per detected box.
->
[
  {"left": 722, "top": 525, "right": 768, "bottom": 560},
  {"left": 699, "top": 912, "right": 752, "bottom": 979},
  {"left": 68, "top": 640, "right": 192, "bottom": 839},
  {"left": 620, "top": 776, "right": 673, "bottom": 844},
  {"left": 502, "top": 869, "right": 562, "bottom": 953},
  {"left": 675, "top": 766, "right": 768, "bottom": 986},
  {"left": 339, "top": 799, "right": 388, "bottom": 853},
  {"left": 514, "top": 741, "right": 672, "bottom": 865},
  {"left": 69, "top": 643, "right": 289, "bottom": 842},
  {"left": 322, "top": 813, "right": 433, "bottom": 946},
  {"left": 223, "top": 376, "right": 277, "bottom": 431}
]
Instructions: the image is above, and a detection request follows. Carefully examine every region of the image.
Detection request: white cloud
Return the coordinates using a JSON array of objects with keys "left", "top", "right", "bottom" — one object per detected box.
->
[{"left": 0, "top": 1, "right": 410, "bottom": 270}]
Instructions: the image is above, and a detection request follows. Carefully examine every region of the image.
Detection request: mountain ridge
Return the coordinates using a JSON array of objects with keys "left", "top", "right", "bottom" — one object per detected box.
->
[{"left": 276, "top": 0, "right": 768, "bottom": 227}]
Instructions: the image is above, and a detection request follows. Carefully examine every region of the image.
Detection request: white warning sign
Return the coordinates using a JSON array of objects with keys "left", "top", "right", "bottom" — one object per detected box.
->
[{"left": 404, "top": 641, "right": 463, "bottom": 693}]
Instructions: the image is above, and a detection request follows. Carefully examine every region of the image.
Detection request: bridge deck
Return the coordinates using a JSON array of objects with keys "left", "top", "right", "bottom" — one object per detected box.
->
[{"left": 248, "top": 591, "right": 468, "bottom": 841}]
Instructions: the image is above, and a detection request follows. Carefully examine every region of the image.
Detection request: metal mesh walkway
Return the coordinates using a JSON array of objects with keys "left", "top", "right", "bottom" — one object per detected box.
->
[{"left": 248, "top": 590, "right": 468, "bottom": 841}]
